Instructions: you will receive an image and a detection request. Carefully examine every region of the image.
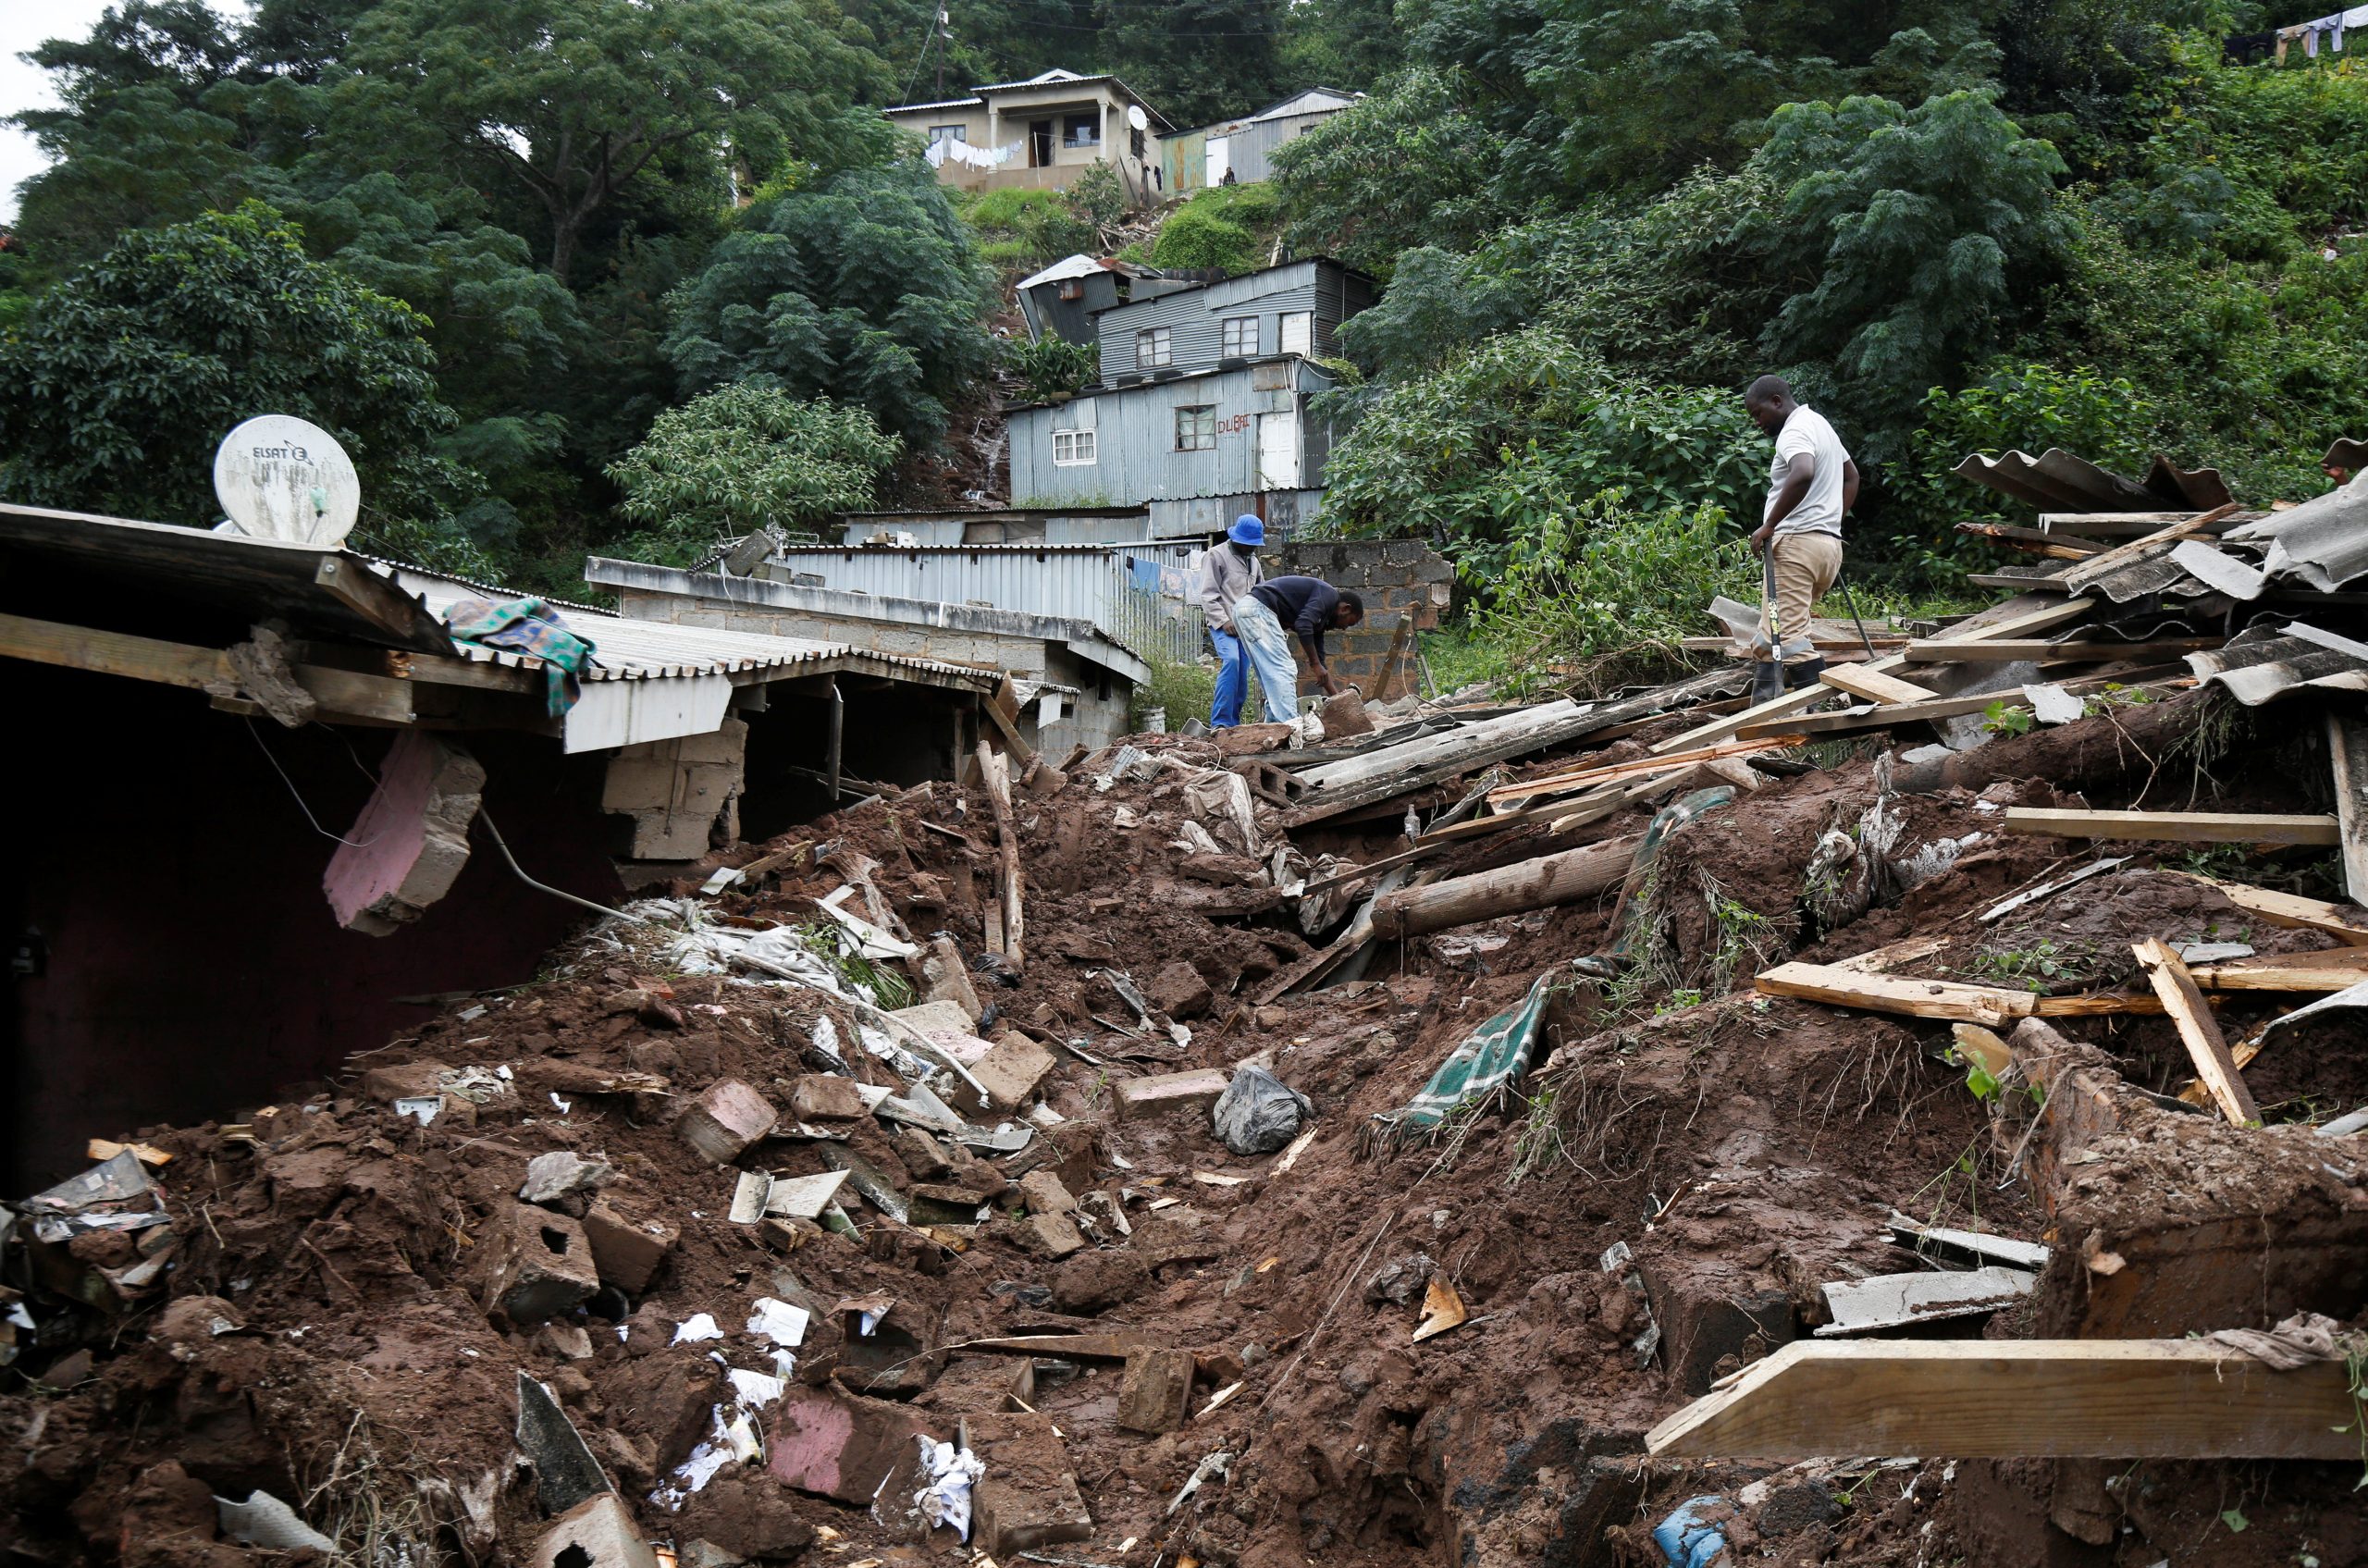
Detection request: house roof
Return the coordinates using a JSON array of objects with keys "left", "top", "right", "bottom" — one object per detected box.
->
[
  {"left": 930, "top": 68, "right": 1175, "bottom": 131},
  {"left": 883, "top": 95, "right": 985, "bottom": 114},
  {"left": 1080, "top": 253, "right": 1377, "bottom": 314},
  {"left": 1005, "top": 352, "right": 1330, "bottom": 411}
]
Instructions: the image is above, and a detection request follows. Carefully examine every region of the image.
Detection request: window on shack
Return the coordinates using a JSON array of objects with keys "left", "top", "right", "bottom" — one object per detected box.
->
[
  {"left": 1064, "top": 114, "right": 1100, "bottom": 148},
  {"left": 1220, "top": 316, "right": 1258, "bottom": 357},
  {"left": 1136, "top": 327, "right": 1171, "bottom": 367},
  {"left": 1052, "top": 428, "right": 1097, "bottom": 466},
  {"left": 1176, "top": 405, "right": 1216, "bottom": 451}
]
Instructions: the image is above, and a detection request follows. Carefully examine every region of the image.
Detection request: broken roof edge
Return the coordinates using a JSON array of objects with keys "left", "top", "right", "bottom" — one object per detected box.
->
[{"left": 582, "top": 557, "right": 1153, "bottom": 685}]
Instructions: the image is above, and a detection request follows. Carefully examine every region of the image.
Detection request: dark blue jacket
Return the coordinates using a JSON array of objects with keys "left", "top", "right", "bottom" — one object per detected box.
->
[{"left": 1251, "top": 575, "right": 1341, "bottom": 665}]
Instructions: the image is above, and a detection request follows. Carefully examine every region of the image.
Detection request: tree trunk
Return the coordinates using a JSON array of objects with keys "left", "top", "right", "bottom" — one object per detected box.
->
[{"left": 1371, "top": 832, "right": 1644, "bottom": 941}]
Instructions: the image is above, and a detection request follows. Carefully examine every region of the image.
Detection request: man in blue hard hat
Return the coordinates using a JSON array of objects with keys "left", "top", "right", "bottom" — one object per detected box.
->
[{"left": 1197, "top": 514, "right": 1267, "bottom": 728}]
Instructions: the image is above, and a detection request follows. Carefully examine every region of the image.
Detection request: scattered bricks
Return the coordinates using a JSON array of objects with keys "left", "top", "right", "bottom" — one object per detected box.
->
[
  {"left": 1147, "top": 961, "right": 1214, "bottom": 1021},
  {"left": 362, "top": 1060, "right": 451, "bottom": 1104},
  {"left": 972, "top": 1034, "right": 1057, "bottom": 1113},
  {"left": 528, "top": 1494, "right": 660, "bottom": 1568},
  {"left": 1113, "top": 1068, "right": 1230, "bottom": 1124},
  {"left": 1318, "top": 689, "right": 1375, "bottom": 738},
  {"left": 969, "top": 1412, "right": 1094, "bottom": 1555},
  {"left": 485, "top": 1203, "right": 599, "bottom": 1323},
  {"left": 582, "top": 1202, "right": 675, "bottom": 1295},
  {"left": 891, "top": 1000, "right": 976, "bottom": 1037},
  {"left": 1116, "top": 1347, "right": 1196, "bottom": 1435},
  {"left": 519, "top": 1151, "right": 615, "bottom": 1205},
  {"left": 896, "top": 1125, "right": 954, "bottom": 1180},
  {"left": 920, "top": 936, "right": 983, "bottom": 1023},
  {"left": 1017, "top": 1211, "right": 1087, "bottom": 1259},
  {"left": 1016, "top": 1170, "right": 1078, "bottom": 1216},
  {"left": 675, "top": 1079, "right": 777, "bottom": 1165},
  {"left": 609, "top": 1354, "right": 726, "bottom": 1468},
  {"left": 766, "top": 1383, "right": 930, "bottom": 1504},
  {"left": 1215, "top": 722, "right": 1295, "bottom": 757},
  {"left": 787, "top": 1075, "right": 868, "bottom": 1122}
]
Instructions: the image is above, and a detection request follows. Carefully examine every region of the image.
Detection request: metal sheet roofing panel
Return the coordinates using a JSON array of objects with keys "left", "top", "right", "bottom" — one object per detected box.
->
[
  {"left": 2188, "top": 623, "right": 2368, "bottom": 706},
  {"left": 2223, "top": 474, "right": 2368, "bottom": 592},
  {"left": 1954, "top": 449, "right": 2231, "bottom": 513}
]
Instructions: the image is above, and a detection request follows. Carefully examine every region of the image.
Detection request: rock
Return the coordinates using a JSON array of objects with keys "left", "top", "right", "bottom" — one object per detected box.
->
[
  {"left": 1215, "top": 722, "right": 1295, "bottom": 757},
  {"left": 969, "top": 1412, "right": 1094, "bottom": 1555},
  {"left": 485, "top": 1203, "right": 600, "bottom": 1323},
  {"left": 1052, "top": 1248, "right": 1150, "bottom": 1315},
  {"left": 679, "top": 1472, "right": 816, "bottom": 1561},
  {"left": 1148, "top": 960, "right": 1215, "bottom": 1020},
  {"left": 1366, "top": 1253, "right": 1437, "bottom": 1306},
  {"left": 519, "top": 1150, "right": 615, "bottom": 1205},
  {"left": 765, "top": 1383, "right": 930, "bottom": 1504},
  {"left": 362, "top": 1060, "right": 452, "bottom": 1104},
  {"left": 605, "top": 1355, "right": 725, "bottom": 1469},
  {"left": 1016, "top": 1211, "right": 1087, "bottom": 1259},
  {"left": 1016, "top": 1170, "right": 1078, "bottom": 1215},
  {"left": 675, "top": 1079, "right": 778, "bottom": 1165},
  {"left": 973, "top": 1033, "right": 1057, "bottom": 1112},
  {"left": 583, "top": 1202, "right": 675, "bottom": 1295},
  {"left": 786, "top": 1074, "right": 868, "bottom": 1122},
  {"left": 1318, "top": 689, "right": 1375, "bottom": 738},
  {"left": 154, "top": 1295, "right": 243, "bottom": 1356},
  {"left": 922, "top": 936, "right": 984, "bottom": 1022},
  {"left": 1113, "top": 1068, "right": 1229, "bottom": 1123},
  {"left": 1116, "top": 1347, "right": 1196, "bottom": 1434}
]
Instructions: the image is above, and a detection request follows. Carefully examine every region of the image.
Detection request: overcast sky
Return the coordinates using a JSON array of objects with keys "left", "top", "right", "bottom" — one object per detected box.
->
[{"left": 2, "top": 1, "right": 247, "bottom": 225}]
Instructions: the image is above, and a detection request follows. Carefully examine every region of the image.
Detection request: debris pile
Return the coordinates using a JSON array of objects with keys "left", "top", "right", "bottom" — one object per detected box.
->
[{"left": 8, "top": 485, "right": 2368, "bottom": 1567}]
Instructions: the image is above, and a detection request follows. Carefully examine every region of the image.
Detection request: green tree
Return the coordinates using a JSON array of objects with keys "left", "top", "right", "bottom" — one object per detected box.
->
[
  {"left": 607, "top": 384, "right": 901, "bottom": 563},
  {"left": 1270, "top": 69, "right": 1512, "bottom": 277},
  {"left": 1281, "top": 0, "right": 1407, "bottom": 90},
  {"left": 0, "top": 204, "right": 468, "bottom": 539},
  {"left": 664, "top": 162, "right": 994, "bottom": 443},
  {"left": 1739, "top": 90, "right": 2073, "bottom": 442},
  {"left": 341, "top": 0, "right": 888, "bottom": 284},
  {"left": 1097, "top": 0, "right": 1292, "bottom": 129}
]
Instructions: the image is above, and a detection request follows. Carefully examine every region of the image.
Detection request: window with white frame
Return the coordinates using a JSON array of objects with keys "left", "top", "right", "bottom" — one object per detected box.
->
[
  {"left": 1052, "top": 428, "right": 1097, "bottom": 466},
  {"left": 1220, "top": 316, "right": 1258, "bottom": 357},
  {"left": 1176, "top": 405, "right": 1216, "bottom": 451},
  {"left": 927, "top": 124, "right": 968, "bottom": 146},
  {"left": 1136, "top": 327, "right": 1172, "bottom": 367}
]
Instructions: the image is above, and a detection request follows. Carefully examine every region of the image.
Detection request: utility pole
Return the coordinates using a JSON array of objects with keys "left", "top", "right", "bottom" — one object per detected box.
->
[{"left": 936, "top": 8, "right": 949, "bottom": 96}]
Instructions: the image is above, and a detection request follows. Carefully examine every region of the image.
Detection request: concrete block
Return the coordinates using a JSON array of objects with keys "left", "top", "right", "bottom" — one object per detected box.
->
[
  {"left": 1016, "top": 1170, "right": 1078, "bottom": 1216},
  {"left": 766, "top": 1383, "right": 929, "bottom": 1503},
  {"left": 1116, "top": 1347, "right": 1196, "bottom": 1434},
  {"left": 906, "top": 1183, "right": 993, "bottom": 1228},
  {"left": 583, "top": 1202, "right": 675, "bottom": 1294},
  {"left": 486, "top": 1203, "right": 600, "bottom": 1323},
  {"left": 972, "top": 1035, "right": 1057, "bottom": 1112},
  {"left": 529, "top": 1494, "right": 660, "bottom": 1568},
  {"left": 675, "top": 1079, "right": 778, "bottom": 1165},
  {"left": 969, "top": 1412, "right": 1094, "bottom": 1555},
  {"left": 1016, "top": 1211, "right": 1086, "bottom": 1258},
  {"left": 920, "top": 937, "right": 983, "bottom": 1022},
  {"left": 599, "top": 759, "right": 682, "bottom": 812},
  {"left": 324, "top": 733, "right": 485, "bottom": 936},
  {"left": 1146, "top": 961, "right": 1213, "bottom": 1021},
  {"left": 892, "top": 1000, "right": 978, "bottom": 1037},
  {"left": 1113, "top": 1068, "right": 1229, "bottom": 1123},
  {"left": 671, "top": 717, "right": 747, "bottom": 767},
  {"left": 787, "top": 1075, "right": 868, "bottom": 1122}
]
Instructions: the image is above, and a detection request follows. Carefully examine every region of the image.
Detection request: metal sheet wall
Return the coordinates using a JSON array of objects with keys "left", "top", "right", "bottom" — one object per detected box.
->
[{"left": 1012, "top": 360, "right": 1327, "bottom": 505}]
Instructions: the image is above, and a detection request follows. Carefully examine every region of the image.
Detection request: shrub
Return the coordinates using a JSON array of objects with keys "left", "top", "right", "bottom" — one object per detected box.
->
[
  {"left": 1005, "top": 334, "right": 1099, "bottom": 401},
  {"left": 1150, "top": 185, "right": 1284, "bottom": 272}
]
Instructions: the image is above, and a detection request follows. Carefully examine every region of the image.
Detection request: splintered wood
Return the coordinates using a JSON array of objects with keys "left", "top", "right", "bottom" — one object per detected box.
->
[{"left": 2132, "top": 938, "right": 2259, "bottom": 1125}]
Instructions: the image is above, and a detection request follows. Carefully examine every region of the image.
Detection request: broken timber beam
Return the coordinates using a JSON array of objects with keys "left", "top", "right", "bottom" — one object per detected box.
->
[
  {"left": 2327, "top": 713, "right": 2368, "bottom": 905},
  {"left": 1645, "top": 1340, "right": 2358, "bottom": 1461},
  {"left": 2058, "top": 502, "right": 2242, "bottom": 594},
  {"left": 1483, "top": 736, "right": 1799, "bottom": 807},
  {"left": 2004, "top": 809, "right": 2340, "bottom": 846},
  {"left": 1819, "top": 664, "right": 1941, "bottom": 705},
  {"left": 2162, "top": 872, "right": 2368, "bottom": 945},
  {"left": 974, "top": 739, "right": 1026, "bottom": 972},
  {"left": 1755, "top": 961, "right": 2038, "bottom": 1027},
  {"left": 2133, "top": 938, "right": 2258, "bottom": 1124},
  {"left": 1369, "top": 833, "right": 1643, "bottom": 941},
  {"left": 1733, "top": 670, "right": 2191, "bottom": 742},
  {"left": 1900, "top": 637, "right": 2223, "bottom": 664}
]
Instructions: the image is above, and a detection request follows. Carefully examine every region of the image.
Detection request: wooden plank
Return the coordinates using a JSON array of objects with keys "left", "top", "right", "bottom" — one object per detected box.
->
[
  {"left": 2133, "top": 938, "right": 2259, "bottom": 1124},
  {"left": 2036, "top": 511, "right": 2254, "bottom": 535},
  {"left": 2059, "top": 502, "right": 2242, "bottom": 593},
  {"left": 1285, "top": 700, "right": 1609, "bottom": 827},
  {"left": 1754, "top": 961, "right": 2038, "bottom": 1027},
  {"left": 2188, "top": 951, "right": 2368, "bottom": 992},
  {"left": 2004, "top": 809, "right": 2340, "bottom": 846},
  {"left": 292, "top": 664, "right": 417, "bottom": 725},
  {"left": 0, "top": 611, "right": 232, "bottom": 690},
  {"left": 1819, "top": 664, "right": 1941, "bottom": 705},
  {"left": 965, "top": 1334, "right": 1146, "bottom": 1361},
  {"left": 1736, "top": 671, "right": 2193, "bottom": 741},
  {"left": 1967, "top": 571, "right": 2069, "bottom": 592},
  {"left": 1484, "top": 736, "right": 1798, "bottom": 807},
  {"left": 2163, "top": 872, "right": 2368, "bottom": 945},
  {"left": 1645, "top": 1339, "right": 2358, "bottom": 1461},
  {"left": 2327, "top": 713, "right": 2368, "bottom": 905},
  {"left": 1954, "top": 522, "right": 2097, "bottom": 560},
  {"left": 1620, "top": 597, "right": 2096, "bottom": 766},
  {"left": 979, "top": 685, "right": 1038, "bottom": 766},
  {"left": 1901, "top": 638, "right": 2222, "bottom": 664},
  {"left": 2030, "top": 992, "right": 2164, "bottom": 1016},
  {"left": 974, "top": 740, "right": 1026, "bottom": 971}
]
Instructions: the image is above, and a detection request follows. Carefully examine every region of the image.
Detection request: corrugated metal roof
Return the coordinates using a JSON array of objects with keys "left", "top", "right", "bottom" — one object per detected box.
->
[
  {"left": 2188, "top": 622, "right": 2368, "bottom": 705},
  {"left": 2222, "top": 473, "right": 2368, "bottom": 592},
  {"left": 1954, "top": 449, "right": 2232, "bottom": 514}
]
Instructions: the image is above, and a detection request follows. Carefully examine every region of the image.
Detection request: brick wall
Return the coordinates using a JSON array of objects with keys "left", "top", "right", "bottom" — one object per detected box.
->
[{"left": 1271, "top": 538, "right": 1455, "bottom": 701}]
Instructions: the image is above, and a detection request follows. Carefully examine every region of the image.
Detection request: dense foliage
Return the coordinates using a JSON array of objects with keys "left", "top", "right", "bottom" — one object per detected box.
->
[{"left": 607, "top": 384, "right": 901, "bottom": 564}]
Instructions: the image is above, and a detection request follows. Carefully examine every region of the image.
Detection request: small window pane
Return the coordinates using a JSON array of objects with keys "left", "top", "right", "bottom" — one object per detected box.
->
[
  {"left": 928, "top": 125, "right": 968, "bottom": 145},
  {"left": 1176, "top": 405, "right": 1215, "bottom": 451},
  {"left": 1064, "top": 114, "right": 1100, "bottom": 147},
  {"left": 1052, "top": 428, "right": 1097, "bottom": 466},
  {"left": 1136, "top": 327, "right": 1171, "bottom": 367},
  {"left": 1221, "top": 317, "right": 1258, "bottom": 357}
]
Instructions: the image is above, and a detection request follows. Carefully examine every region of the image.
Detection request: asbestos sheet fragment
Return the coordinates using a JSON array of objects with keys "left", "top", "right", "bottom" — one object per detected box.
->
[
  {"left": 2021, "top": 684, "right": 2087, "bottom": 726},
  {"left": 1816, "top": 1266, "right": 2034, "bottom": 1336}
]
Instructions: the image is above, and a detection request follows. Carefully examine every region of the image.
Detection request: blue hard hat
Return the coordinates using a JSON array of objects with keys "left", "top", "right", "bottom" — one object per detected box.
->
[{"left": 1227, "top": 514, "right": 1265, "bottom": 547}]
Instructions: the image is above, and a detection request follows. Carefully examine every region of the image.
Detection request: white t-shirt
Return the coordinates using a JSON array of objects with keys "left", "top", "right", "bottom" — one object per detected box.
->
[{"left": 1764, "top": 404, "right": 1850, "bottom": 537}]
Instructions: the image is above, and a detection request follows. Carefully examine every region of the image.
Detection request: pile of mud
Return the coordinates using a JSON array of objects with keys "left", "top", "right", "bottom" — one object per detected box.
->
[{"left": 5, "top": 692, "right": 2365, "bottom": 1568}]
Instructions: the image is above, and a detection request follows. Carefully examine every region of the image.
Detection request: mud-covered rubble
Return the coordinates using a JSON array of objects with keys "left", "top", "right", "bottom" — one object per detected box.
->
[{"left": 5, "top": 669, "right": 2368, "bottom": 1568}]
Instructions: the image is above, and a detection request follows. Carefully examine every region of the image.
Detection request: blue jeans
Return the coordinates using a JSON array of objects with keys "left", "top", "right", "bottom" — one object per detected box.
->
[
  {"left": 1209, "top": 625, "right": 1248, "bottom": 728},
  {"left": 1231, "top": 596, "right": 1301, "bottom": 722}
]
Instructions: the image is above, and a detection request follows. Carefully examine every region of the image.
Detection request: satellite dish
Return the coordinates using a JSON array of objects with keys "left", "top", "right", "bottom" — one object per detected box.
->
[
  {"left": 1128, "top": 105, "right": 1149, "bottom": 131},
  {"left": 212, "top": 414, "right": 361, "bottom": 547}
]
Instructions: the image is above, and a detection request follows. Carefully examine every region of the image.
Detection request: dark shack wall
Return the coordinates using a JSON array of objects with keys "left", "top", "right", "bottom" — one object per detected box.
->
[{"left": 1, "top": 667, "right": 623, "bottom": 1191}]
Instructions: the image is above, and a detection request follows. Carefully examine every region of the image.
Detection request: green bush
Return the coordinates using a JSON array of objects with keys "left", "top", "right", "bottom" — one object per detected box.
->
[
  {"left": 1005, "top": 334, "right": 1099, "bottom": 401},
  {"left": 962, "top": 185, "right": 1099, "bottom": 272},
  {"left": 1150, "top": 185, "right": 1284, "bottom": 272}
]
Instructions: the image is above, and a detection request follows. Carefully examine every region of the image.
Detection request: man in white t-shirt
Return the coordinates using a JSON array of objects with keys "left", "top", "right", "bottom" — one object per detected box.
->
[{"left": 1744, "top": 375, "right": 1859, "bottom": 700}]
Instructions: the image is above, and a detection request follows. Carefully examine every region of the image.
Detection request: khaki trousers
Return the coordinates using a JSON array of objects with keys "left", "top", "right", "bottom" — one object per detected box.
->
[{"left": 1769, "top": 530, "right": 1844, "bottom": 661}]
